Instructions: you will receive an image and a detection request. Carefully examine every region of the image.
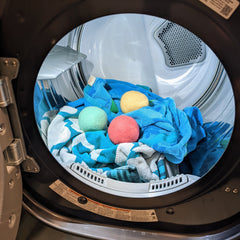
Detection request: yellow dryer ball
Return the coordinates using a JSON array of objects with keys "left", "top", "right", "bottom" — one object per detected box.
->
[{"left": 120, "top": 91, "right": 149, "bottom": 113}]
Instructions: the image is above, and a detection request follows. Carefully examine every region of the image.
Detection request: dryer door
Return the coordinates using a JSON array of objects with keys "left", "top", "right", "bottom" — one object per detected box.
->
[
  {"left": 0, "top": 58, "right": 22, "bottom": 240},
  {"left": 1, "top": 0, "right": 240, "bottom": 237},
  {"left": 0, "top": 146, "right": 22, "bottom": 240}
]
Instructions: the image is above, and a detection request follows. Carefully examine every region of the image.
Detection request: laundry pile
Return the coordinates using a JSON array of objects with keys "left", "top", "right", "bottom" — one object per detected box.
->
[{"left": 35, "top": 77, "right": 231, "bottom": 182}]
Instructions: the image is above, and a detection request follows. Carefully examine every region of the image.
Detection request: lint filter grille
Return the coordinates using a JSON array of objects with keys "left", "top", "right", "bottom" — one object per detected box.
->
[
  {"left": 71, "top": 163, "right": 106, "bottom": 186},
  {"left": 149, "top": 174, "right": 188, "bottom": 192},
  {"left": 154, "top": 21, "right": 206, "bottom": 67},
  {"left": 71, "top": 163, "right": 190, "bottom": 193}
]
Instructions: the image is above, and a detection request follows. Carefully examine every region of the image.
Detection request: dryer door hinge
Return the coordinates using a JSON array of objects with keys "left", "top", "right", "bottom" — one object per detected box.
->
[
  {"left": 3, "top": 138, "right": 24, "bottom": 165},
  {"left": 0, "top": 57, "right": 40, "bottom": 173}
]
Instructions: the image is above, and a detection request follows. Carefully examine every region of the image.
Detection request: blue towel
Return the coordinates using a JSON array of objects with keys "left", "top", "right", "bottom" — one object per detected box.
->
[
  {"left": 45, "top": 77, "right": 208, "bottom": 182},
  {"left": 179, "top": 121, "right": 232, "bottom": 176},
  {"left": 35, "top": 77, "right": 232, "bottom": 182},
  {"left": 68, "top": 77, "right": 206, "bottom": 164},
  {"left": 47, "top": 106, "right": 164, "bottom": 182}
]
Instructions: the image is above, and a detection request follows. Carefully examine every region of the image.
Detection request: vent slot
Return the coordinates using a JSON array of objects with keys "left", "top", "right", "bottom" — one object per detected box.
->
[
  {"left": 154, "top": 21, "right": 206, "bottom": 67},
  {"left": 71, "top": 163, "right": 105, "bottom": 185},
  {"left": 149, "top": 174, "right": 188, "bottom": 192}
]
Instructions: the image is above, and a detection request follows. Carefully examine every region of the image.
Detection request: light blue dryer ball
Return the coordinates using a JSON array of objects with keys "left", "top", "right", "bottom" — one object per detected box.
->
[{"left": 78, "top": 106, "right": 108, "bottom": 132}]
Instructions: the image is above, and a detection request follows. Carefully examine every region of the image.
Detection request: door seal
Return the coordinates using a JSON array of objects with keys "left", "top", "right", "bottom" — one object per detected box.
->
[{"left": 0, "top": 57, "right": 40, "bottom": 172}]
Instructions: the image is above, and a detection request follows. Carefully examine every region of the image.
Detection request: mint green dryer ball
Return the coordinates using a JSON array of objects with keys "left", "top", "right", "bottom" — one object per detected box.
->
[{"left": 78, "top": 106, "right": 108, "bottom": 132}]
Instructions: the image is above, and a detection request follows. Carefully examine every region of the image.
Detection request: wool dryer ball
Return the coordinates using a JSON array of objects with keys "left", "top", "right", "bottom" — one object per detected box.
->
[
  {"left": 108, "top": 115, "right": 140, "bottom": 144},
  {"left": 120, "top": 90, "right": 149, "bottom": 113},
  {"left": 78, "top": 106, "right": 108, "bottom": 132}
]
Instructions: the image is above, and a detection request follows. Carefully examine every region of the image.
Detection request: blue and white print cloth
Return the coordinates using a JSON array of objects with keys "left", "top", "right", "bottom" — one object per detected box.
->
[
  {"left": 45, "top": 77, "right": 207, "bottom": 182},
  {"left": 47, "top": 105, "right": 166, "bottom": 182}
]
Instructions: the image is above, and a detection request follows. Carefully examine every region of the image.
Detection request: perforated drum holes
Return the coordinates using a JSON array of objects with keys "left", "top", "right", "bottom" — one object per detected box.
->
[{"left": 154, "top": 21, "right": 206, "bottom": 67}]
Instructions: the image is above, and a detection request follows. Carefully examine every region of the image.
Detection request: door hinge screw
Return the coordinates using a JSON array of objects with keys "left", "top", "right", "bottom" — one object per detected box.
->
[
  {"left": 233, "top": 188, "right": 239, "bottom": 194},
  {"left": 225, "top": 187, "right": 231, "bottom": 192}
]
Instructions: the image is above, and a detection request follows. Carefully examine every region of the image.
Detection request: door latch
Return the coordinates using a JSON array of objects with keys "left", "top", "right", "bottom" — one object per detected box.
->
[{"left": 0, "top": 57, "right": 40, "bottom": 172}]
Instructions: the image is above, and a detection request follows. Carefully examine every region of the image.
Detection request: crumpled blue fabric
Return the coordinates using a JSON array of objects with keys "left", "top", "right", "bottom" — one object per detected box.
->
[
  {"left": 179, "top": 121, "right": 232, "bottom": 176},
  {"left": 34, "top": 82, "right": 65, "bottom": 126},
  {"left": 35, "top": 77, "right": 232, "bottom": 182},
  {"left": 47, "top": 105, "right": 165, "bottom": 182},
  {"left": 68, "top": 77, "right": 206, "bottom": 164}
]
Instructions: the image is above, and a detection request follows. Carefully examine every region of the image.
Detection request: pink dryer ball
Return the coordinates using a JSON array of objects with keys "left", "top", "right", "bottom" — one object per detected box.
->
[{"left": 108, "top": 115, "right": 139, "bottom": 144}]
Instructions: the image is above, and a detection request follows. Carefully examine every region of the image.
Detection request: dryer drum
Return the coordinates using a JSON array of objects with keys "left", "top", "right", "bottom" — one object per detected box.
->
[
  {"left": 33, "top": 14, "right": 234, "bottom": 199},
  {"left": 1, "top": 0, "right": 240, "bottom": 235}
]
